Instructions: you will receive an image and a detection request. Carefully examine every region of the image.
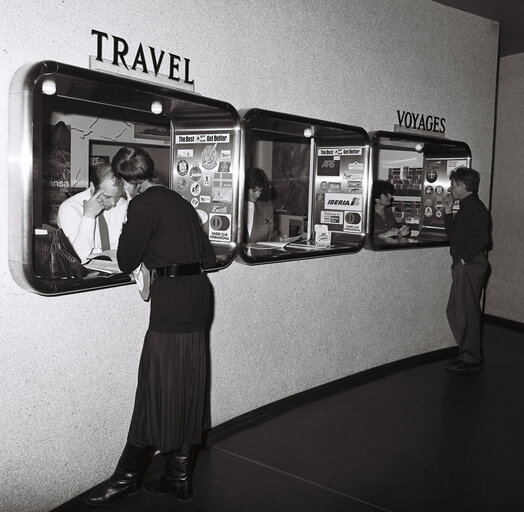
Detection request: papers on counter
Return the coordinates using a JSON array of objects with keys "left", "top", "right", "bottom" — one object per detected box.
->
[{"left": 84, "top": 249, "right": 121, "bottom": 274}]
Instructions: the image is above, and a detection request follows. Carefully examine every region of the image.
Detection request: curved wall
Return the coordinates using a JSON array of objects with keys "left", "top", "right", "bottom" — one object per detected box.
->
[
  {"left": 485, "top": 52, "right": 524, "bottom": 323},
  {"left": 0, "top": 1, "right": 498, "bottom": 510}
]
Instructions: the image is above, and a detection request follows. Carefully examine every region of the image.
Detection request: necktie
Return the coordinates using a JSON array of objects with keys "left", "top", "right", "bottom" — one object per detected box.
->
[{"left": 98, "top": 213, "right": 111, "bottom": 251}]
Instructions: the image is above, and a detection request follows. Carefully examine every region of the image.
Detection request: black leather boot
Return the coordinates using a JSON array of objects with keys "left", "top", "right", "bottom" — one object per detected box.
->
[
  {"left": 85, "top": 441, "right": 155, "bottom": 506},
  {"left": 145, "top": 445, "right": 194, "bottom": 501}
]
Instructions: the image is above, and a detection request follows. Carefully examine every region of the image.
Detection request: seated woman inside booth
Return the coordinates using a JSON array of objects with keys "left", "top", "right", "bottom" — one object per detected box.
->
[
  {"left": 372, "top": 179, "right": 411, "bottom": 240},
  {"left": 371, "top": 148, "right": 425, "bottom": 247},
  {"left": 244, "top": 167, "right": 277, "bottom": 243}
]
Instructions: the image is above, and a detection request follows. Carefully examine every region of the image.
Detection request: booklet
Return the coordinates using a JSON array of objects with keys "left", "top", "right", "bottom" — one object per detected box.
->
[
  {"left": 249, "top": 235, "right": 304, "bottom": 250},
  {"left": 84, "top": 249, "right": 121, "bottom": 274}
]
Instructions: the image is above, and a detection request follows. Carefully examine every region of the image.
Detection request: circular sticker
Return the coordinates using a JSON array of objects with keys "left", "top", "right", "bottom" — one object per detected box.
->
[
  {"left": 425, "top": 198, "right": 433, "bottom": 207},
  {"left": 436, "top": 210, "right": 443, "bottom": 218},
  {"left": 196, "top": 209, "right": 208, "bottom": 224},
  {"left": 344, "top": 212, "right": 361, "bottom": 224},
  {"left": 191, "top": 182, "right": 201, "bottom": 196},
  {"left": 424, "top": 206, "right": 433, "bottom": 217},
  {"left": 177, "top": 178, "right": 188, "bottom": 191},
  {"left": 177, "top": 160, "right": 189, "bottom": 176},
  {"left": 191, "top": 197, "right": 199, "bottom": 208},
  {"left": 425, "top": 186, "right": 434, "bottom": 195},
  {"left": 426, "top": 170, "right": 438, "bottom": 183},
  {"left": 201, "top": 144, "right": 218, "bottom": 170},
  {"left": 435, "top": 186, "right": 444, "bottom": 195},
  {"left": 190, "top": 166, "right": 202, "bottom": 182},
  {"left": 320, "top": 181, "right": 328, "bottom": 191},
  {"left": 210, "top": 215, "right": 230, "bottom": 231},
  {"left": 434, "top": 201, "right": 444, "bottom": 211}
]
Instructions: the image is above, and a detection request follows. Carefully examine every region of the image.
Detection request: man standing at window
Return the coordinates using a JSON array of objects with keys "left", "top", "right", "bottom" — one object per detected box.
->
[{"left": 443, "top": 167, "right": 491, "bottom": 373}]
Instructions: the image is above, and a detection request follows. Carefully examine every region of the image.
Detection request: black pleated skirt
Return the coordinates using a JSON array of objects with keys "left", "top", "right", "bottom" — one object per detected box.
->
[{"left": 127, "top": 328, "right": 209, "bottom": 453}]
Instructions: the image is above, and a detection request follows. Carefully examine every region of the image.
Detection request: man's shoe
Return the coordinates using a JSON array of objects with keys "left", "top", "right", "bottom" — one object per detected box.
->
[{"left": 445, "top": 360, "right": 482, "bottom": 372}]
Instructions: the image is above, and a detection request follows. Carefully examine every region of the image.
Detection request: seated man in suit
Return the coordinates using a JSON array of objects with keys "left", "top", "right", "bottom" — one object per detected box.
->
[
  {"left": 57, "top": 163, "right": 127, "bottom": 263},
  {"left": 244, "top": 167, "right": 276, "bottom": 243}
]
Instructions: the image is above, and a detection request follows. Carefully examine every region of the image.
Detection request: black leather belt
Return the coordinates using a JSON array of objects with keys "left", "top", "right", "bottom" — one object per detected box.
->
[{"left": 154, "top": 262, "right": 202, "bottom": 277}]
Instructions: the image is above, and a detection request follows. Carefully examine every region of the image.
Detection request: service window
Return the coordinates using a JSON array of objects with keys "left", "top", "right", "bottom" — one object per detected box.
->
[
  {"left": 237, "top": 109, "right": 370, "bottom": 264},
  {"left": 366, "top": 131, "right": 471, "bottom": 251},
  {"left": 9, "top": 61, "right": 240, "bottom": 295}
]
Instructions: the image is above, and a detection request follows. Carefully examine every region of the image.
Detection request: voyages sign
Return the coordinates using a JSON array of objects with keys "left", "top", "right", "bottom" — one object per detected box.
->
[{"left": 395, "top": 109, "right": 446, "bottom": 136}]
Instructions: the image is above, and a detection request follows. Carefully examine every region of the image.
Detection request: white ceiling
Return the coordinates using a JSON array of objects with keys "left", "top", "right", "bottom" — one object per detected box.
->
[{"left": 432, "top": 0, "right": 524, "bottom": 56}]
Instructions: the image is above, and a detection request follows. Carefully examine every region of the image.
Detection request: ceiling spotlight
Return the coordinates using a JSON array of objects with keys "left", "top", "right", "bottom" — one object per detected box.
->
[
  {"left": 304, "top": 127, "right": 313, "bottom": 138},
  {"left": 415, "top": 143, "right": 424, "bottom": 153},
  {"left": 151, "top": 101, "right": 163, "bottom": 114},
  {"left": 41, "top": 79, "right": 56, "bottom": 95}
]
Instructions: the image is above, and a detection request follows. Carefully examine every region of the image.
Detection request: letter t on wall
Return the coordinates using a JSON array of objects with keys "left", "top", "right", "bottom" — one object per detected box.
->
[{"left": 91, "top": 29, "right": 109, "bottom": 62}]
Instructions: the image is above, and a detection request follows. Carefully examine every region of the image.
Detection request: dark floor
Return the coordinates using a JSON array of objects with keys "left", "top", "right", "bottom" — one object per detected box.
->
[{"left": 53, "top": 320, "right": 524, "bottom": 512}]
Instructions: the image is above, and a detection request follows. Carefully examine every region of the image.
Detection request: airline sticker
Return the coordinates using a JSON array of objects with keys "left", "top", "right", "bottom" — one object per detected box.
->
[
  {"left": 318, "top": 156, "right": 340, "bottom": 176},
  {"left": 213, "top": 173, "right": 233, "bottom": 187},
  {"left": 343, "top": 171, "right": 364, "bottom": 180},
  {"left": 196, "top": 210, "right": 208, "bottom": 224},
  {"left": 176, "top": 133, "right": 231, "bottom": 144},
  {"left": 177, "top": 178, "right": 188, "bottom": 191},
  {"left": 344, "top": 211, "right": 362, "bottom": 233},
  {"left": 190, "top": 182, "right": 201, "bottom": 196},
  {"left": 324, "top": 193, "right": 362, "bottom": 211},
  {"left": 201, "top": 144, "right": 218, "bottom": 170},
  {"left": 220, "top": 150, "right": 231, "bottom": 159},
  {"left": 177, "top": 160, "right": 189, "bottom": 176},
  {"left": 209, "top": 213, "right": 231, "bottom": 242},
  {"left": 191, "top": 197, "right": 199, "bottom": 208},
  {"left": 212, "top": 187, "right": 232, "bottom": 204},
  {"left": 320, "top": 211, "right": 343, "bottom": 224},
  {"left": 200, "top": 195, "right": 211, "bottom": 204},
  {"left": 190, "top": 166, "right": 202, "bottom": 181},
  {"left": 318, "top": 148, "right": 362, "bottom": 156},
  {"left": 426, "top": 170, "right": 438, "bottom": 183},
  {"left": 177, "top": 149, "right": 193, "bottom": 158},
  {"left": 218, "top": 161, "right": 231, "bottom": 172},
  {"left": 347, "top": 161, "right": 364, "bottom": 171}
]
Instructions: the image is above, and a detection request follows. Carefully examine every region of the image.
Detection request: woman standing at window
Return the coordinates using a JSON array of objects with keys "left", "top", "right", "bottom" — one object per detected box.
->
[{"left": 86, "top": 146, "right": 215, "bottom": 505}]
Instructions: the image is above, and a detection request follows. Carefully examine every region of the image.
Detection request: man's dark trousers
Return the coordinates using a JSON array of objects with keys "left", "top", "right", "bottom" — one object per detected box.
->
[{"left": 446, "top": 253, "right": 488, "bottom": 364}]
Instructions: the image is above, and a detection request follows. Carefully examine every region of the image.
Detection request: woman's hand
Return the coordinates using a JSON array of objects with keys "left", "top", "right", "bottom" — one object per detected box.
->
[
  {"left": 399, "top": 225, "right": 411, "bottom": 237},
  {"left": 378, "top": 228, "right": 399, "bottom": 239}
]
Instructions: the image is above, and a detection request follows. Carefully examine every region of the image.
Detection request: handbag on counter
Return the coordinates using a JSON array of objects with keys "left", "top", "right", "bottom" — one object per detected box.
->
[{"left": 33, "top": 226, "right": 88, "bottom": 280}]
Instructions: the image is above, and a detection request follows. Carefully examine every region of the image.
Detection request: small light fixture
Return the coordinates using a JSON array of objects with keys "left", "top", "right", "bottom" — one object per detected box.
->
[
  {"left": 303, "top": 127, "right": 314, "bottom": 138},
  {"left": 151, "top": 101, "right": 163, "bottom": 114},
  {"left": 415, "top": 143, "right": 424, "bottom": 153},
  {"left": 41, "top": 79, "right": 56, "bottom": 95}
]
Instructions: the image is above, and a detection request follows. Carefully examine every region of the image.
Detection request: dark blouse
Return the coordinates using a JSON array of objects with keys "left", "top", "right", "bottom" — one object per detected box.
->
[
  {"left": 118, "top": 186, "right": 216, "bottom": 333},
  {"left": 374, "top": 207, "right": 398, "bottom": 235}
]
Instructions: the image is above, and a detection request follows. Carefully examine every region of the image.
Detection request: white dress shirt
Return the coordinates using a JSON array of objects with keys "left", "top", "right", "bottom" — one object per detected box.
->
[
  {"left": 57, "top": 189, "right": 127, "bottom": 263},
  {"left": 246, "top": 201, "right": 255, "bottom": 236}
]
